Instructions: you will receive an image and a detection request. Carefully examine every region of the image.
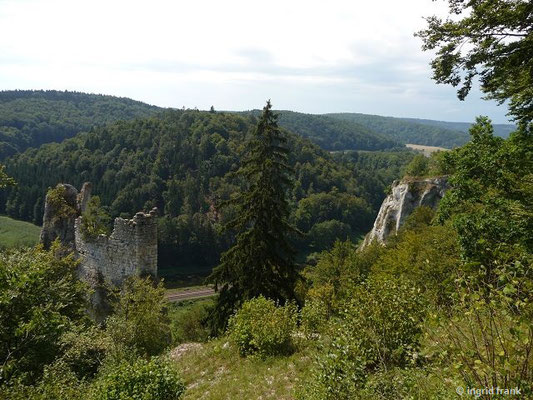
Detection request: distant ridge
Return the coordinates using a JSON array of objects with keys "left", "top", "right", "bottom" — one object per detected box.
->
[
  {"left": 240, "top": 110, "right": 401, "bottom": 151},
  {"left": 399, "top": 117, "right": 516, "bottom": 139},
  {"left": 0, "top": 90, "right": 162, "bottom": 160},
  {"left": 326, "top": 112, "right": 471, "bottom": 148}
]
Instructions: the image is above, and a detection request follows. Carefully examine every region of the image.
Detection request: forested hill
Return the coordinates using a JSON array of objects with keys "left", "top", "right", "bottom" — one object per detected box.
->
[
  {"left": 240, "top": 110, "right": 401, "bottom": 151},
  {"left": 327, "top": 112, "right": 471, "bottom": 148},
  {"left": 1, "top": 110, "right": 412, "bottom": 271},
  {"left": 399, "top": 117, "right": 516, "bottom": 138},
  {"left": 0, "top": 90, "right": 162, "bottom": 160}
]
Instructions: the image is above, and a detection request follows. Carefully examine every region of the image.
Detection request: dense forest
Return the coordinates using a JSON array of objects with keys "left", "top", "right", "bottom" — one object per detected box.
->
[
  {"left": 1, "top": 0, "right": 531, "bottom": 399},
  {"left": 400, "top": 117, "right": 515, "bottom": 138},
  {"left": 0, "top": 90, "right": 161, "bottom": 160},
  {"left": 327, "top": 112, "right": 472, "bottom": 147},
  {"left": 241, "top": 110, "right": 401, "bottom": 151},
  {"left": 1, "top": 110, "right": 413, "bottom": 272}
]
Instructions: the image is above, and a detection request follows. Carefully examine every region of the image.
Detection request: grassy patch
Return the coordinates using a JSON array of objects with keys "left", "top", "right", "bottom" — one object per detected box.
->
[
  {"left": 0, "top": 215, "right": 41, "bottom": 249},
  {"left": 174, "top": 339, "right": 313, "bottom": 400}
]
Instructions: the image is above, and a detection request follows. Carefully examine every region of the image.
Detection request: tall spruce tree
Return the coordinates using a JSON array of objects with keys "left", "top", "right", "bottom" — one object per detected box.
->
[{"left": 207, "top": 100, "right": 298, "bottom": 330}]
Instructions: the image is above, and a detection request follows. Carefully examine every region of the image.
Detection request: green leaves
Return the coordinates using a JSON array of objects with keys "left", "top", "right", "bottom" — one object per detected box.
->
[
  {"left": 0, "top": 245, "right": 88, "bottom": 384},
  {"left": 416, "top": 0, "right": 533, "bottom": 123}
]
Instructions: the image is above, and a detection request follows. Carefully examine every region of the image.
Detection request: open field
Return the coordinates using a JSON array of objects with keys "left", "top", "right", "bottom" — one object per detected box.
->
[
  {"left": 0, "top": 215, "right": 41, "bottom": 249},
  {"left": 406, "top": 143, "right": 448, "bottom": 156}
]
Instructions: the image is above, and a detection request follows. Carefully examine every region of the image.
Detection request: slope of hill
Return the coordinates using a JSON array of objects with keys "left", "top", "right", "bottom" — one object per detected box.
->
[
  {"left": 0, "top": 215, "right": 40, "bottom": 249},
  {"left": 241, "top": 110, "right": 401, "bottom": 151},
  {"left": 400, "top": 117, "right": 516, "bottom": 138},
  {"left": 0, "top": 109, "right": 382, "bottom": 271},
  {"left": 0, "top": 90, "right": 162, "bottom": 159},
  {"left": 327, "top": 112, "right": 470, "bottom": 147}
]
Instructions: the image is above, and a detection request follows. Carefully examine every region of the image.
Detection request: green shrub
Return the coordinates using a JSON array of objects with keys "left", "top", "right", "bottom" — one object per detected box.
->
[
  {"left": 404, "top": 154, "right": 429, "bottom": 177},
  {"left": 90, "top": 356, "right": 185, "bottom": 400},
  {"left": 105, "top": 277, "right": 171, "bottom": 357},
  {"left": 80, "top": 196, "right": 111, "bottom": 240},
  {"left": 300, "top": 299, "right": 329, "bottom": 340},
  {"left": 358, "top": 367, "right": 456, "bottom": 400},
  {"left": 424, "top": 274, "right": 533, "bottom": 397},
  {"left": 0, "top": 361, "right": 86, "bottom": 400},
  {"left": 169, "top": 299, "right": 213, "bottom": 344},
  {"left": 0, "top": 244, "right": 88, "bottom": 384},
  {"left": 58, "top": 325, "right": 111, "bottom": 380},
  {"left": 228, "top": 296, "right": 298, "bottom": 357},
  {"left": 298, "top": 277, "right": 427, "bottom": 399}
]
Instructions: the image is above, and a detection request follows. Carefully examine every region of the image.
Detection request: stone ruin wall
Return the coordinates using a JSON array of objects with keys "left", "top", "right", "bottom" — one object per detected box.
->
[
  {"left": 40, "top": 182, "right": 158, "bottom": 288},
  {"left": 75, "top": 209, "right": 158, "bottom": 287}
]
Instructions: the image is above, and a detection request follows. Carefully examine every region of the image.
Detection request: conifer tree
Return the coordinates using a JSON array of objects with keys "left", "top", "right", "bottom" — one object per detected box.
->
[{"left": 207, "top": 100, "right": 298, "bottom": 330}]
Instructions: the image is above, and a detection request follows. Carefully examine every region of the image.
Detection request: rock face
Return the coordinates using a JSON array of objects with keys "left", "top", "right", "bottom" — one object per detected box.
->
[
  {"left": 40, "top": 184, "right": 80, "bottom": 254},
  {"left": 360, "top": 176, "right": 449, "bottom": 249}
]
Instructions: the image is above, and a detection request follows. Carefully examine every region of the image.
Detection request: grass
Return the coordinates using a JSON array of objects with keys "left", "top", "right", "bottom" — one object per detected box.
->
[
  {"left": 173, "top": 338, "right": 314, "bottom": 400},
  {"left": 0, "top": 215, "right": 41, "bottom": 249}
]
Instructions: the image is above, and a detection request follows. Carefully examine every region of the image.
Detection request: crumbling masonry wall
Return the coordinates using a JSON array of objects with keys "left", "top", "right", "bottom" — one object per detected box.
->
[
  {"left": 40, "top": 182, "right": 158, "bottom": 287},
  {"left": 74, "top": 209, "right": 158, "bottom": 287}
]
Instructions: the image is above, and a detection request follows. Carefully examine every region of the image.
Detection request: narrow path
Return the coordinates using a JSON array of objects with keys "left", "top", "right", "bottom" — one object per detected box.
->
[{"left": 166, "top": 287, "right": 216, "bottom": 303}]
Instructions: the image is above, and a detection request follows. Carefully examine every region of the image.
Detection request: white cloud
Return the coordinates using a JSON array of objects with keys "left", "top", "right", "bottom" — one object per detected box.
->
[{"left": 0, "top": 0, "right": 511, "bottom": 122}]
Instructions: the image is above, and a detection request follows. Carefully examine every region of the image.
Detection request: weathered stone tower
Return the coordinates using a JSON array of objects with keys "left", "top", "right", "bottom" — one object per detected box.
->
[
  {"left": 74, "top": 208, "right": 158, "bottom": 287},
  {"left": 39, "top": 182, "right": 158, "bottom": 318}
]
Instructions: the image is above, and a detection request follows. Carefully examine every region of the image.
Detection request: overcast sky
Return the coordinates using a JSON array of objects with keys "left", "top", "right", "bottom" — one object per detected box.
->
[{"left": 0, "top": 0, "right": 512, "bottom": 123}]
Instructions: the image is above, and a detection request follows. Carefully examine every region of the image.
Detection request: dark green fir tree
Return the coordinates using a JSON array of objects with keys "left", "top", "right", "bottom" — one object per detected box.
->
[{"left": 207, "top": 100, "right": 298, "bottom": 331}]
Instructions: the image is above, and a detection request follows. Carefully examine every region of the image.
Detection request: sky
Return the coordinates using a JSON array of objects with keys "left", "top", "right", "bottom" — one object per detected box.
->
[{"left": 0, "top": 0, "right": 512, "bottom": 123}]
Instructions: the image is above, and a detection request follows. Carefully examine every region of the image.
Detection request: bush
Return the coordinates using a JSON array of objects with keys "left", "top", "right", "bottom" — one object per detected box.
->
[
  {"left": 0, "top": 361, "right": 86, "bottom": 400},
  {"left": 404, "top": 154, "right": 429, "bottom": 177},
  {"left": 424, "top": 273, "right": 533, "bottom": 397},
  {"left": 80, "top": 196, "right": 111, "bottom": 240},
  {"left": 0, "top": 244, "right": 88, "bottom": 384},
  {"left": 300, "top": 298, "right": 330, "bottom": 340},
  {"left": 90, "top": 356, "right": 185, "bottom": 400},
  {"left": 298, "top": 277, "right": 427, "bottom": 399},
  {"left": 58, "top": 325, "right": 111, "bottom": 380},
  {"left": 169, "top": 299, "right": 213, "bottom": 344},
  {"left": 228, "top": 296, "right": 298, "bottom": 357},
  {"left": 105, "top": 277, "right": 171, "bottom": 357}
]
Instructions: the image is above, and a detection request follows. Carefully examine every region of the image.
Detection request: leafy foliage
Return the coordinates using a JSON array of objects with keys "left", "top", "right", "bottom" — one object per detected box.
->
[
  {"left": 416, "top": 0, "right": 533, "bottom": 124},
  {"left": 438, "top": 118, "right": 532, "bottom": 274},
  {"left": 169, "top": 299, "right": 213, "bottom": 345},
  {"left": 0, "top": 244, "right": 88, "bottom": 384},
  {"left": 90, "top": 357, "right": 184, "bottom": 400},
  {"left": 299, "top": 277, "right": 427, "bottom": 400},
  {"left": 80, "top": 196, "right": 112, "bottom": 240},
  {"left": 228, "top": 296, "right": 298, "bottom": 357},
  {"left": 106, "top": 277, "right": 171, "bottom": 357}
]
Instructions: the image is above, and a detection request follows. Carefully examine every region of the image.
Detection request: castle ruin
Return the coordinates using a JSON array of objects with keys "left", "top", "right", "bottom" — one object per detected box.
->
[{"left": 40, "top": 183, "right": 158, "bottom": 313}]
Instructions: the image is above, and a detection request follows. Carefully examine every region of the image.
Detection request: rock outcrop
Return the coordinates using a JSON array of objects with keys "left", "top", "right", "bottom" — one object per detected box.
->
[
  {"left": 40, "top": 183, "right": 80, "bottom": 253},
  {"left": 360, "top": 176, "right": 449, "bottom": 249}
]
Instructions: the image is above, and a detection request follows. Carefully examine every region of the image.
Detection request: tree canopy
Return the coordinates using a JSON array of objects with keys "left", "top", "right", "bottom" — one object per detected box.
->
[
  {"left": 208, "top": 101, "right": 298, "bottom": 330},
  {"left": 416, "top": 0, "right": 533, "bottom": 124}
]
